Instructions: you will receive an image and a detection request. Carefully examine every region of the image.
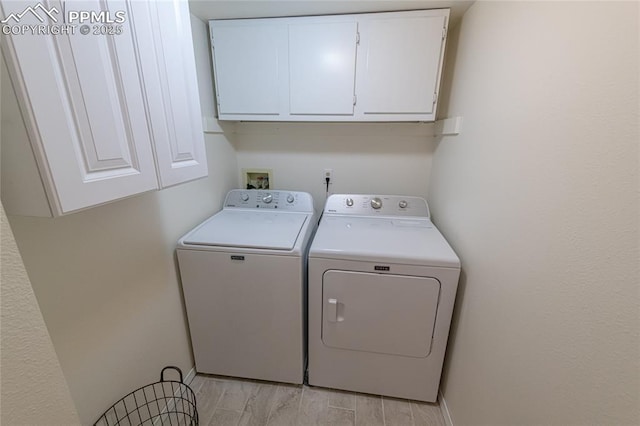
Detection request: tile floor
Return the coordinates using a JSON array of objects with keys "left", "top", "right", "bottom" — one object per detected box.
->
[{"left": 189, "top": 374, "right": 445, "bottom": 426}]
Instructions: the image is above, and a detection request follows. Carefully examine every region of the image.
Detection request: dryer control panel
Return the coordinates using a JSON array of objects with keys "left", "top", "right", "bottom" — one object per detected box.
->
[
  {"left": 324, "top": 194, "right": 430, "bottom": 218},
  {"left": 224, "top": 190, "right": 314, "bottom": 212}
]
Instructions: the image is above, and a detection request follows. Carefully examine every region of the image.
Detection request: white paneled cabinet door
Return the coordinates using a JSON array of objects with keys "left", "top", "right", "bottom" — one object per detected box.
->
[
  {"left": 0, "top": 0, "right": 158, "bottom": 215},
  {"left": 357, "top": 11, "right": 448, "bottom": 119},
  {"left": 131, "top": 0, "right": 208, "bottom": 188},
  {"left": 289, "top": 21, "right": 358, "bottom": 115},
  {"left": 210, "top": 20, "right": 287, "bottom": 117}
]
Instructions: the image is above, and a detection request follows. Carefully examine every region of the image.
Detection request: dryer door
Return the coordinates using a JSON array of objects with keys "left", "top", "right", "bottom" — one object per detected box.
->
[{"left": 322, "top": 270, "right": 440, "bottom": 358}]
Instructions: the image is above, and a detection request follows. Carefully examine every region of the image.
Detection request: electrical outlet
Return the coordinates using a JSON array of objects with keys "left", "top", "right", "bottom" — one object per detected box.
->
[{"left": 323, "top": 168, "right": 333, "bottom": 184}]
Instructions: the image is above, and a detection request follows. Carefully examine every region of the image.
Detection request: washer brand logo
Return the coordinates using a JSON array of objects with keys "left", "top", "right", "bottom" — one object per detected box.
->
[
  {"left": 1, "top": 3, "right": 59, "bottom": 23},
  {"left": 231, "top": 255, "right": 245, "bottom": 261},
  {"left": 374, "top": 265, "right": 390, "bottom": 271}
]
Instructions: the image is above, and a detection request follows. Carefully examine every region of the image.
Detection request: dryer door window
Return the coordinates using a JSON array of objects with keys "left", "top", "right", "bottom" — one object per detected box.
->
[{"left": 321, "top": 270, "right": 440, "bottom": 358}]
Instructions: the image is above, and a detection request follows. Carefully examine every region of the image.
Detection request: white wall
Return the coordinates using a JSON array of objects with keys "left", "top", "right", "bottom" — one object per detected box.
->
[
  {"left": 429, "top": 2, "right": 639, "bottom": 425},
  {"left": 235, "top": 122, "right": 436, "bottom": 212},
  {"left": 1, "top": 204, "right": 81, "bottom": 425},
  {"left": 1, "top": 15, "right": 238, "bottom": 424}
]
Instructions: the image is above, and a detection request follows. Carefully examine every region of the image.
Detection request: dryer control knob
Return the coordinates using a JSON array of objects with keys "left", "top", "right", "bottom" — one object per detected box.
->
[
  {"left": 346, "top": 198, "right": 354, "bottom": 207},
  {"left": 262, "top": 194, "right": 273, "bottom": 204},
  {"left": 241, "top": 193, "right": 250, "bottom": 202},
  {"left": 398, "top": 200, "right": 408, "bottom": 209},
  {"left": 286, "top": 194, "right": 295, "bottom": 203},
  {"left": 371, "top": 197, "right": 382, "bottom": 209}
]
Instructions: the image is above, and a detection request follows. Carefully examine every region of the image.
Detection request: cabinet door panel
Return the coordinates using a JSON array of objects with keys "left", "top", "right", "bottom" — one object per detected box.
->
[
  {"left": 211, "top": 23, "right": 286, "bottom": 115},
  {"left": 360, "top": 16, "right": 446, "bottom": 115},
  {"left": 131, "top": 0, "right": 208, "bottom": 188},
  {"left": 289, "top": 21, "right": 357, "bottom": 115},
  {"left": 61, "top": 21, "right": 133, "bottom": 172},
  {"left": 1, "top": 0, "right": 158, "bottom": 215}
]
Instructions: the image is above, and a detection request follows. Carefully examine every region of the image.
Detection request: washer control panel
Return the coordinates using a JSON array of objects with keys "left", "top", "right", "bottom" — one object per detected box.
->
[
  {"left": 224, "top": 190, "right": 314, "bottom": 212},
  {"left": 324, "top": 194, "right": 430, "bottom": 218}
]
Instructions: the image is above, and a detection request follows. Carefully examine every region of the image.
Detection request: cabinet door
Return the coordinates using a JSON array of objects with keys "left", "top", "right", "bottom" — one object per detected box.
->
[
  {"left": 0, "top": 0, "right": 158, "bottom": 215},
  {"left": 358, "top": 13, "right": 447, "bottom": 117},
  {"left": 210, "top": 21, "right": 287, "bottom": 116},
  {"left": 289, "top": 21, "right": 358, "bottom": 115},
  {"left": 131, "top": 0, "right": 208, "bottom": 188}
]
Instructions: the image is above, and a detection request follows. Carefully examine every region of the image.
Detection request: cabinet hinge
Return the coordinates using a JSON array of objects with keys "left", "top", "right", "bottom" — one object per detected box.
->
[
  {"left": 433, "top": 91, "right": 438, "bottom": 106},
  {"left": 356, "top": 31, "right": 360, "bottom": 45},
  {"left": 353, "top": 94, "right": 357, "bottom": 105},
  {"left": 210, "top": 36, "right": 214, "bottom": 49},
  {"left": 442, "top": 26, "right": 447, "bottom": 41}
]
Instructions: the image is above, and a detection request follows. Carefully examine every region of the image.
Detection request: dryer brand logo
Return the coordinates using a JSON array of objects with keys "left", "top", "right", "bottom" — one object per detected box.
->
[
  {"left": 374, "top": 265, "right": 390, "bottom": 271},
  {"left": 1, "top": 2, "right": 126, "bottom": 36}
]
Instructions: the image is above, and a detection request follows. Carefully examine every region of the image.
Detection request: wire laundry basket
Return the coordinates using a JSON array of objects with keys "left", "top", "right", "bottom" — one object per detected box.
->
[{"left": 93, "top": 366, "right": 198, "bottom": 426}]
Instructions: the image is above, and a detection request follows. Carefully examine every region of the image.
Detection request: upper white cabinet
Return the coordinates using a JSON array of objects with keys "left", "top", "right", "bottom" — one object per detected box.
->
[
  {"left": 358, "top": 13, "right": 448, "bottom": 116},
  {"left": 289, "top": 19, "right": 358, "bottom": 115},
  {"left": 1, "top": 0, "right": 158, "bottom": 215},
  {"left": 130, "top": 1, "right": 208, "bottom": 188},
  {"left": 1, "top": 0, "right": 207, "bottom": 216},
  {"left": 210, "top": 21, "right": 287, "bottom": 115},
  {"left": 209, "top": 9, "right": 449, "bottom": 122}
]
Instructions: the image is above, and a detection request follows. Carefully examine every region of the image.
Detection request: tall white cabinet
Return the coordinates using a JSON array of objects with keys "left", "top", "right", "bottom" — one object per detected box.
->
[
  {"left": 130, "top": 1, "right": 208, "bottom": 188},
  {"left": 209, "top": 9, "right": 449, "bottom": 122},
  {"left": 0, "top": 0, "right": 207, "bottom": 216}
]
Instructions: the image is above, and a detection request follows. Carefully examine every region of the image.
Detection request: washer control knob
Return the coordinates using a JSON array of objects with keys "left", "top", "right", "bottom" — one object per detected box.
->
[
  {"left": 398, "top": 200, "right": 408, "bottom": 209},
  {"left": 262, "top": 193, "right": 273, "bottom": 204},
  {"left": 286, "top": 194, "right": 295, "bottom": 203},
  {"left": 346, "top": 198, "right": 354, "bottom": 207},
  {"left": 370, "top": 197, "right": 382, "bottom": 210},
  {"left": 241, "top": 193, "right": 250, "bottom": 202}
]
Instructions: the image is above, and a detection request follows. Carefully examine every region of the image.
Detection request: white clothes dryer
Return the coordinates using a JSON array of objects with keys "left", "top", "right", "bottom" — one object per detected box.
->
[
  {"left": 308, "top": 194, "right": 460, "bottom": 402},
  {"left": 177, "top": 190, "right": 316, "bottom": 384}
]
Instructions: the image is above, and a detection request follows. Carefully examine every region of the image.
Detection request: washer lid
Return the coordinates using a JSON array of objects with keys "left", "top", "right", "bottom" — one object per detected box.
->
[
  {"left": 183, "top": 210, "right": 309, "bottom": 250},
  {"left": 309, "top": 216, "right": 460, "bottom": 267}
]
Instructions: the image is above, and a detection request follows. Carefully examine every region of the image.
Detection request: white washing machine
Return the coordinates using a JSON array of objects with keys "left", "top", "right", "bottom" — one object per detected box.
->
[
  {"left": 308, "top": 194, "right": 460, "bottom": 402},
  {"left": 177, "top": 189, "right": 316, "bottom": 384}
]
